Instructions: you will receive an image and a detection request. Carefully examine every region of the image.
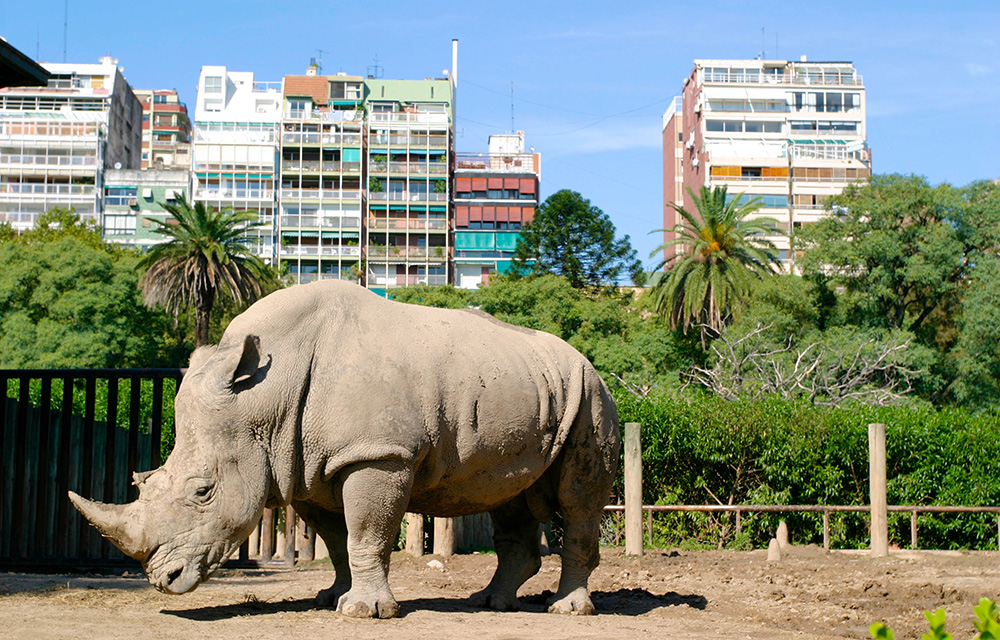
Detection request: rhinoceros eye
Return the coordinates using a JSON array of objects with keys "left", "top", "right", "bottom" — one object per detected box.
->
[{"left": 193, "top": 484, "right": 213, "bottom": 501}]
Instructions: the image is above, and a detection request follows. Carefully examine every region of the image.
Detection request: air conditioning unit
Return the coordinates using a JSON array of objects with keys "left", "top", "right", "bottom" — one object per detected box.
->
[
  {"left": 693, "top": 103, "right": 701, "bottom": 114},
  {"left": 691, "top": 158, "right": 700, "bottom": 167},
  {"left": 127, "top": 198, "right": 138, "bottom": 206},
  {"left": 685, "top": 140, "right": 694, "bottom": 150}
]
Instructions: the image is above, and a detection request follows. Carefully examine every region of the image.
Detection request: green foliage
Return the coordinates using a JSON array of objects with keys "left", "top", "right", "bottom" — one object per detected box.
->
[
  {"left": 923, "top": 608, "right": 953, "bottom": 640},
  {"left": 614, "top": 391, "right": 1000, "bottom": 550},
  {"left": 0, "top": 209, "right": 174, "bottom": 368},
  {"left": 871, "top": 599, "right": 1000, "bottom": 640},
  {"left": 512, "top": 189, "right": 644, "bottom": 288},
  {"left": 953, "top": 254, "right": 1000, "bottom": 410},
  {"left": 388, "top": 284, "right": 472, "bottom": 308},
  {"left": 649, "top": 186, "right": 783, "bottom": 339}
]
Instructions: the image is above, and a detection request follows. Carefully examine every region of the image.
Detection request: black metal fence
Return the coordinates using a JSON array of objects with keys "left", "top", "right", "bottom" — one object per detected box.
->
[{"left": 0, "top": 369, "right": 182, "bottom": 570}]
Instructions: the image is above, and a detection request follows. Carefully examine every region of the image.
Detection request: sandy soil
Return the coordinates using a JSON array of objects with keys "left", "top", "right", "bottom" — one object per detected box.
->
[{"left": 2, "top": 546, "right": 999, "bottom": 639}]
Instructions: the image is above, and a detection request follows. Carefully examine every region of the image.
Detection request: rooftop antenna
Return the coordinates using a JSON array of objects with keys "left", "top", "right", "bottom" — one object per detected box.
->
[
  {"left": 314, "top": 49, "right": 326, "bottom": 73},
  {"left": 510, "top": 81, "right": 515, "bottom": 133},
  {"left": 63, "top": 0, "right": 68, "bottom": 62},
  {"left": 367, "top": 55, "right": 384, "bottom": 79},
  {"left": 760, "top": 26, "right": 765, "bottom": 59}
]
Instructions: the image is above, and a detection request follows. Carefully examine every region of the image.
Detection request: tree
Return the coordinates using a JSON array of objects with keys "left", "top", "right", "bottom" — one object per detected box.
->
[
  {"left": 648, "top": 186, "right": 782, "bottom": 341},
  {"left": 137, "top": 199, "right": 278, "bottom": 347},
  {"left": 512, "top": 189, "right": 644, "bottom": 288},
  {"left": 0, "top": 209, "right": 170, "bottom": 368},
  {"left": 797, "top": 174, "right": 977, "bottom": 338}
]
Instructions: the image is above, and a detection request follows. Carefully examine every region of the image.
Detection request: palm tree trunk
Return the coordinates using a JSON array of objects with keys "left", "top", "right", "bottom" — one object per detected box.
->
[{"left": 194, "top": 285, "right": 215, "bottom": 347}]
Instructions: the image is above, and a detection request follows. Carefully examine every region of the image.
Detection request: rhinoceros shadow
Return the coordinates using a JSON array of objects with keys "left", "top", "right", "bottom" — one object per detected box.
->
[{"left": 162, "top": 588, "right": 707, "bottom": 620}]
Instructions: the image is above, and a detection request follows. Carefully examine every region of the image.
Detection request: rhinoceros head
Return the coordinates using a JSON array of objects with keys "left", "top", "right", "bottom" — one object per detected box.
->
[{"left": 70, "top": 334, "right": 272, "bottom": 594}]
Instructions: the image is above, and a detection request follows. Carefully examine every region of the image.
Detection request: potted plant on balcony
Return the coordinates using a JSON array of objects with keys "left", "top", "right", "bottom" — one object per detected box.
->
[{"left": 433, "top": 180, "right": 447, "bottom": 194}]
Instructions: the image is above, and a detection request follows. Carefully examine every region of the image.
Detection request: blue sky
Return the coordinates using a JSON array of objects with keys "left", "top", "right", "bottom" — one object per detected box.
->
[{"left": 2, "top": 0, "right": 997, "bottom": 265}]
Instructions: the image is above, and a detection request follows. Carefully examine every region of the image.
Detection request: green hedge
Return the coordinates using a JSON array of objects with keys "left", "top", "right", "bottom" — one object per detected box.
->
[{"left": 613, "top": 392, "right": 1000, "bottom": 550}]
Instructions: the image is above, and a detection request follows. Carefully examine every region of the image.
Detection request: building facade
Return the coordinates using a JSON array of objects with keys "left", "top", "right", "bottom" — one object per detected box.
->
[
  {"left": 0, "top": 56, "right": 141, "bottom": 231},
  {"left": 102, "top": 168, "right": 190, "bottom": 246},
  {"left": 135, "top": 89, "right": 191, "bottom": 170},
  {"left": 192, "top": 65, "right": 282, "bottom": 263},
  {"left": 453, "top": 131, "right": 539, "bottom": 289},
  {"left": 662, "top": 58, "right": 869, "bottom": 266}
]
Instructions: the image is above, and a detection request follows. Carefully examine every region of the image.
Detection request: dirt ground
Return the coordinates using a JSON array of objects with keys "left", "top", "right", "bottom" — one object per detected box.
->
[{"left": 2, "top": 546, "right": 999, "bottom": 640}]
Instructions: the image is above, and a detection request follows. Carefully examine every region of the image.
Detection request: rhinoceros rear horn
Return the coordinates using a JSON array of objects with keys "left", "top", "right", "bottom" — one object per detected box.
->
[{"left": 68, "top": 491, "right": 151, "bottom": 560}]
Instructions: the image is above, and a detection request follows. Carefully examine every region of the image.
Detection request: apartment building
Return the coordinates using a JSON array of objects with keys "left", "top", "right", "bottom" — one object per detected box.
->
[
  {"left": 192, "top": 65, "right": 281, "bottom": 263},
  {"left": 135, "top": 89, "right": 191, "bottom": 170},
  {"left": 453, "top": 131, "right": 539, "bottom": 289},
  {"left": 662, "top": 58, "right": 869, "bottom": 266},
  {"left": 278, "top": 69, "right": 365, "bottom": 284},
  {"left": 102, "top": 168, "right": 190, "bottom": 246},
  {"left": 364, "top": 78, "right": 453, "bottom": 294},
  {"left": 0, "top": 56, "right": 141, "bottom": 231}
]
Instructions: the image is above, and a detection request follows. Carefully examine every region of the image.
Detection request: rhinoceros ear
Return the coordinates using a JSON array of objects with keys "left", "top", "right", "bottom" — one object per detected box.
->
[{"left": 222, "top": 334, "right": 265, "bottom": 389}]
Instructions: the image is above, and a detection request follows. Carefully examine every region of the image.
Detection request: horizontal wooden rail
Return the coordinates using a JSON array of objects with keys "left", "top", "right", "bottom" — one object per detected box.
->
[{"left": 604, "top": 504, "right": 1000, "bottom": 551}]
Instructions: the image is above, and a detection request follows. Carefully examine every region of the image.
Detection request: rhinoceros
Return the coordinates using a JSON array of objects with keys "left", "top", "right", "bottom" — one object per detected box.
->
[{"left": 69, "top": 280, "right": 620, "bottom": 618}]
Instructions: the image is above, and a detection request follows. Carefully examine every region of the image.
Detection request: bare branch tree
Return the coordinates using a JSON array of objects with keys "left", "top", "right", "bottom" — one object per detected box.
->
[{"left": 684, "top": 324, "right": 923, "bottom": 407}]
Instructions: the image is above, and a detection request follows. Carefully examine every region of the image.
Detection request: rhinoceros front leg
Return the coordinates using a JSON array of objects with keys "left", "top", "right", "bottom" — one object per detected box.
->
[
  {"left": 469, "top": 493, "right": 541, "bottom": 611},
  {"left": 291, "top": 501, "right": 351, "bottom": 607},
  {"left": 336, "top": 459, "right": 411, "bottom": 619}
]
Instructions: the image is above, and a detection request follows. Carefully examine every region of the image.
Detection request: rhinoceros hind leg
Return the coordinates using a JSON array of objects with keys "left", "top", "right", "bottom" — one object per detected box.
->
[
  {"left": 336, "top": 459, "right": 411, "bottom": 619},
  {"left": 292, "top": 501, "right": 351, "bottom": 607},
  {"left": 547, "top": 383, "right": 618, "bottom": 616},
  {"left": 469, "top": 493, "right": 541, "bottom": 611}
]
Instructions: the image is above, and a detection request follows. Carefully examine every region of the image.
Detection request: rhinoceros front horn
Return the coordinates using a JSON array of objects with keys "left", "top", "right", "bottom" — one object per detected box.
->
[{"left": 68, "top": 491, "right": 151, "bottom": 560}]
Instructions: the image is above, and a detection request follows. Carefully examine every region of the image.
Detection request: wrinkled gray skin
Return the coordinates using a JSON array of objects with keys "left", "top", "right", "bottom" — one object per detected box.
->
[{"left": 70, "top": 280, "right": 620, "bottom": 618}]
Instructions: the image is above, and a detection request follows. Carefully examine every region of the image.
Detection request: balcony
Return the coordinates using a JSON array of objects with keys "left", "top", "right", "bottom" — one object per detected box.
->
[
  {"left": 368, "top": 112, "right": 449, "bottom": 125},
  {"left": 368, "top": 191, "right": 447, "bottom": 203},
  {"left": 383, "top": 161, "right": 448, "bottom": 175},
  {"left": 195, "top": 188, "right": 274, "bottom": 200},
  {"left": 280, "top": 160, "right": 362, "bottom": 173},
  {"left": 280, "top": 215, "right": 361, "bottom": 229},
  {"left": 455, "top": 153, "right": 538, "bottom": 175},
  {"left": 367, "top": 246, "right": 447, "bottom": 260},
  {"left": 704, "top": 70, "right": 863, "bottom": 86},
  {"left": 0, "top": 183, "right": 96, "bottom": 196},
  {"left": 367, "top": 217, "right": 447, "bottom": 231},
  {"left": 0, "top": 154, "right": 98, "bottom": 167},
  {"left": 279, "top": 245, "right": 361, "bottom": 258},
  {"left": 280, "top": 188, "right": 362, "bottom": 201},
  {"left": 368, "top": 134, "right": 448, "bottom": 148},
  {"left": 281, "top": 132, "right": 363, "bottom": 146}
]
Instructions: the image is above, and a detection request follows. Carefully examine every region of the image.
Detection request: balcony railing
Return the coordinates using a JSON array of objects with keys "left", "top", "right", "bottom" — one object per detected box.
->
[
  {"left": 455, "top": 153, "right": 537, "bottom": 174},
  {"left": 382, "top": 161, "right": 448, "bottom": 175},
  {"left": 369, "top": 134, "right": 448, "bottom": 147},
  {"left": 704, "top": 71, "right": 863, "bottom": 86},
  {"left": 0, "top": 154, "right": 98, "bottom": 167},
  {"left": 280, "top": 188, "right": 362, "bottom": 200},
  {"left": 194, "top": 189, "right": 274, "bottom": 200},
  {"left": 367, "top": 246, "right": 447, "bottom": 259},
  {"left": 367, "top": 218, "right": 448, "bottom": 231},
  {"left": 280, "top": 215, "right": 361, "bottom": 229},
  {"left": 368, "top": 112, "right": 449, "bottom": 125},
  {"left": 368, "top": 191, "right": 447, "bottom": 203},
  {"left": 0, "top": 183, "right": 96, "bottom": 196},
  {"left": 280, "top": 160, "right": 362, "bottom": 173},
  {"left": 279, "top": 245, "right": 361, "bottom": 257},
  {"left": 252, "top": 81, "right": 282, "bottom": 93}
]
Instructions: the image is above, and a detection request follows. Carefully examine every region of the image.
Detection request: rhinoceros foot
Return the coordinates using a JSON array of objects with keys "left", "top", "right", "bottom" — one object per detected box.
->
[
  {"left": 469, "top": 587, "right": 520, "bottom": 611},
  {"left": 316, "top": 579, "right": 351, "bottom": 607},
  {"left": 546, "top": 587, "right": 595, "bottom": 615},
  {"left": 337, "top": 588, "right": 399, "bottom": 619}
]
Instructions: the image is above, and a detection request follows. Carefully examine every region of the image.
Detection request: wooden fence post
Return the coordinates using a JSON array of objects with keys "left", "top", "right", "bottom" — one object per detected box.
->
[
  {"left": 869, "top": 423, "right": 888, "bottom": 558},
  {"left": 405, "top": 513, "right": 424, "bottom": 557},
  {"left": 433, "top": 517, "right": 455, "bottom": 557},
  {"left": 624, "top": 422, "right": 643, "bottom": 556},
  {"left": 284, "top": 506, "right": 296, "bottom": 567},
  {"left": 260, "top": 509, "right": 274, "bottom": 561}
]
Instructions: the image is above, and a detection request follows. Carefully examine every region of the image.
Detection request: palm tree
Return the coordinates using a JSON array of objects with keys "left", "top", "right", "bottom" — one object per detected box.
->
[
  {"left": 137, "top": 198, "right": 276, "bottom": 347},
  {"left": 649, "top": 186, "right": 782, "bottom": 342}
]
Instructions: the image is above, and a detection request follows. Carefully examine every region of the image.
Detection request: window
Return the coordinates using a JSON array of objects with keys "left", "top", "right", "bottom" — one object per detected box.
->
[
  {"left": 103, "top": 214, "right": 137, "bottom": 235},
  {"left": 153, "top": 94, "right": 169, "bottom": 104},
  {"left": 288, "top": 99, "right": 309, "bottom": 119},
  {"left": 104, "top": 187, "right": 138, "bottom": 206},
  {"left": 204, "top": 76, "right": 223, "bottom": 94}
]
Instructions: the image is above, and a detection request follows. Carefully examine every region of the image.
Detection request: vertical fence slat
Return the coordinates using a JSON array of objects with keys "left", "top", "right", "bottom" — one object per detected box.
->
[
  {"left": 127, "top": 377, "right": 141, "bottom": 503},
  {"left": 102, "top": 377, "right": 119, "bottom": 559},
  {"left": 151, "top": 377, "right": 164, "bottom": 468},
  {"left": 0, "top": 374, "right": 7, "bottom": 559},
  {"left": 260, "top": 509, "right": 274, "bottom": 562},
  {"left": 11, "top": 378, "right": 30, "bottom": 559},
  {"left": 80, "top": 376, "right": 96, "bottom": 558},
  {"left": 56, "top": 377, "right": 73, "bottom": 560},
  {"left": 35, "top": 377, "right": 52, "bottom": 558}
]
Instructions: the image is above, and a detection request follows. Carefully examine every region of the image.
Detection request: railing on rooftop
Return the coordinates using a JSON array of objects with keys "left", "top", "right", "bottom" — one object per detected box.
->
[{"left": 454, "top": 153, "right": 538, "bottom": 175}]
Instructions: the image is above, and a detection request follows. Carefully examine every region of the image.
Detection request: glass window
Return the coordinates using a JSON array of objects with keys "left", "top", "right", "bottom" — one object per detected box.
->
[{"left": 204, "top": 76, "right": 223, "bottom": 94}]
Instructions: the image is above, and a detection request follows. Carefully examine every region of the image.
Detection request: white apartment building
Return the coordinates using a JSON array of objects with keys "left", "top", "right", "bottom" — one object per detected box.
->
[
  {"left": 192, "top": 65, "right": 282, "bottom": 262},
  {"left": 662, "top": 58, "right": 869, "bottom": 265},
  {"left": 0, "top": 56, "right": 141, "bottom": 230}
]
